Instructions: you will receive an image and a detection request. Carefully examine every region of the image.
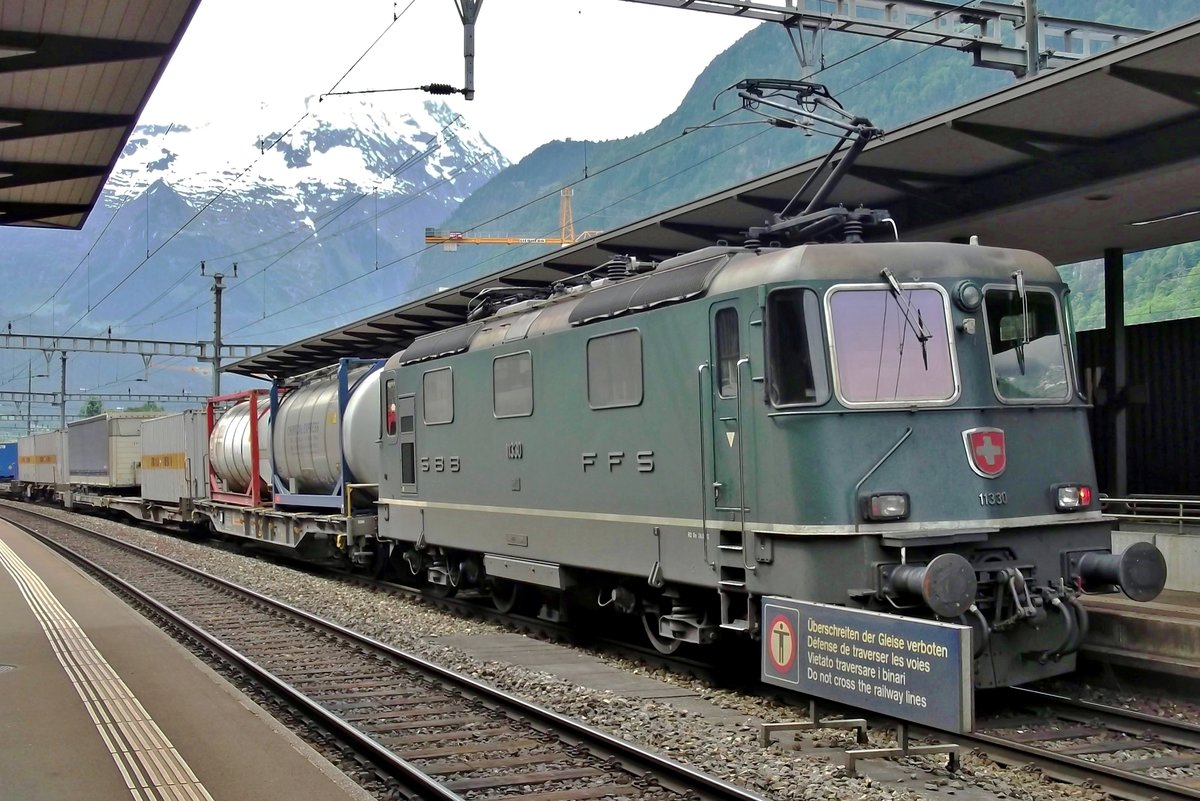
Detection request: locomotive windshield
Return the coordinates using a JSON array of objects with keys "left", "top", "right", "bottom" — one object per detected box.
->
[
  {"left": 983, "top": 287, "right": 1071, "bottom": 402},
  {"left": 827, "top": 284, "right": 956, "bottom": 405}
]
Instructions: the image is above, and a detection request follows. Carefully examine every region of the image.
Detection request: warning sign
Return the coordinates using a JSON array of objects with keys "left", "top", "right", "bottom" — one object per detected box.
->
[
  {"left": 761, "top": 597, "right": 973, "bottom": 732},
  {"left": 762, "top": 604, "right": 801, "bottom": 685},
  {"left": 767, "top": 613, "right": 797, "bottom": 672}
]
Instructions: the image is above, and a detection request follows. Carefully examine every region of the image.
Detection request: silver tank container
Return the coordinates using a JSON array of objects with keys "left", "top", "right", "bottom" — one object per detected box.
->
[
  {"left": 209, "top": 398, "right": 271, "bottom": 493},
  {"left": 273, "top": 366, "right": 381, "bottom": 497}
]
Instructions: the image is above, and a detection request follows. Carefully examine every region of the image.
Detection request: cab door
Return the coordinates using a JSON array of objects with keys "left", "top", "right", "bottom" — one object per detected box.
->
[{"left": 709, "top": 302, "right": 745, "bottom": 520}]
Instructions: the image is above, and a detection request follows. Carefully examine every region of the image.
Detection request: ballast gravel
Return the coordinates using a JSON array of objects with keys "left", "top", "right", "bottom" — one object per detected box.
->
[{"left": 10, "top": 503, "right": 1155, "bottom": 801}]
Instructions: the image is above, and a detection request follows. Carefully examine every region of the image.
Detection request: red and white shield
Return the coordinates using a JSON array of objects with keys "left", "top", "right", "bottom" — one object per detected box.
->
[{"left": 963, "top": 428, "right": 1006, "bottom": 478}]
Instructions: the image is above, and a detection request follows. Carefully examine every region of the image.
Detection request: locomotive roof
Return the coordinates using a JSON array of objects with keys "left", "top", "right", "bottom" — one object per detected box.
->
[{"left": 389, "top": 241, "right": 1059, "bottom": 367}]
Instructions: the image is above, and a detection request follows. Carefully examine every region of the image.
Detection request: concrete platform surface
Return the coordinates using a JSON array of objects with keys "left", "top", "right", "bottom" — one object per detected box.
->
[
  {"left": 1080, "top": 588, "right": 1200, "bottom": 680},
  {"left": 0, "top": 520, "right": 371, "bottom": 801}
]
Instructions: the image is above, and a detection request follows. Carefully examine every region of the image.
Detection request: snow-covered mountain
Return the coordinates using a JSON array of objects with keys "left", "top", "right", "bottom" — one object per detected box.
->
[
  {"left": 1, "top": 95, "right": 508, "bottom": 400},
  {"left": 107, "top": 97, "right": 503, "bottom": 209}
]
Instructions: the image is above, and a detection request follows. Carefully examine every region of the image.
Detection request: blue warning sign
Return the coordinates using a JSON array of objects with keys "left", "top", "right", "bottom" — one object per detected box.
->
[{"left": 761, "top": 597, "right": 973, "bottom": 733}]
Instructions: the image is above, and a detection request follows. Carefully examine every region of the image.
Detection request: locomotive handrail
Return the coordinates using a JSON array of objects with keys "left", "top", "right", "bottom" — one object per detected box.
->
[
  {"left": 735, "top": 357, "right": 754, "bottom": 572},
  {"left": 696, "top": 363, "right": 716, "bottom": 568},
  {"left": 1100, "top": 495, "right": 1200, "bottom": 534}
]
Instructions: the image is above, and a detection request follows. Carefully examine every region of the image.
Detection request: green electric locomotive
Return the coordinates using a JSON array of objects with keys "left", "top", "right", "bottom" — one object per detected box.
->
[{"left": 375, "top": 81, "right": 1166, "bottom": 689}]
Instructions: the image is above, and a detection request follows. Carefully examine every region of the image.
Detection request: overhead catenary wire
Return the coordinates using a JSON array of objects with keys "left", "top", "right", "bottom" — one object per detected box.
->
[
  {"left": 226, "top": 120, "right": 777, "bottom": 340},
  {"left": 126, "top": 129, "right": 487, "bottom": 334},
  {"left": 221, "top": 6, "right": 997, "bottom": 340},
  {"left": 46, "top": 2, "right": 989, "bottom": 369}
]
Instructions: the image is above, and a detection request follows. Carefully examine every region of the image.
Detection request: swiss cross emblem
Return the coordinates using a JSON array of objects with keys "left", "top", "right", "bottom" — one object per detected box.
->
[{"left": 963, "top": 427, "right": 1006, "bottom": 478}]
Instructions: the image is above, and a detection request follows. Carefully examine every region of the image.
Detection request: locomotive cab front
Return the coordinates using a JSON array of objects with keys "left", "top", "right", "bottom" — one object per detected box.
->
[{"left": 742, "top": 242, "right": 1166, "bottom": 687}]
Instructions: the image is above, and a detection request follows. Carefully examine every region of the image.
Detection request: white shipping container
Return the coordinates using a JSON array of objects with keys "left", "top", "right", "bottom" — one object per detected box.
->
[
  {"left": 68, "top": 412, "right": 162, "bottom": 487},
  {"left": 140, "top": 410, "right": 209, "bottom": 503},
  {"left": 17, "top": 430, "right": 66, "bottom": 484}
]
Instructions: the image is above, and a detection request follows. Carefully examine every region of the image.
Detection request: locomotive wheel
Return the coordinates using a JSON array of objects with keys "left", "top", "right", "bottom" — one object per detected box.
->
[
  {"left": 489, "top": 579, "right": 526, "bottom": 614},
  {"left": 426, "top": 580, "right": 458, "bottom": 599},
  {"left": 642, "top": 612, "right": 682, "bottom": 655}
]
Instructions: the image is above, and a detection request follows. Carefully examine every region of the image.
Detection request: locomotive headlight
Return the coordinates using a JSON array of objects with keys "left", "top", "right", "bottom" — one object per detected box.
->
[
  {"left": 954, "top": 281, "right": 982, "bottom": 311},
  {"left": 1054, "top": 483, "right": 1093, "bottom": 511},
  {"left": 862, "top": 492, "right": 909, "bottom": 521}
]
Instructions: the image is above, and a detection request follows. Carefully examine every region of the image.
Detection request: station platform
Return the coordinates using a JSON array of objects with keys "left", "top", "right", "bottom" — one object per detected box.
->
[
  {"left": 1079, "top": 588, "right": 1200, "bottom": 682},
  {"left": 0, "top": 520, "right": 371, "bottom": 801}
]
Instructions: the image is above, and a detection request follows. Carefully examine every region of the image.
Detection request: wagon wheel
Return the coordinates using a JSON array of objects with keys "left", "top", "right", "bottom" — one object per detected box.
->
[
  {"left": 370, "top": 542, "right": 391, "bottom": 579},
  {"left": 489, "top": 578, "right": 527, "bottom": 614},
  {"left": 642, "top": 612, "right": 682, "bottom": 655}
]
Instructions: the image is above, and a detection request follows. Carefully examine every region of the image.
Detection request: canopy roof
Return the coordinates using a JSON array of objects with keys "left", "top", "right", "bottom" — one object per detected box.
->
[{"left": 0, "top": 0, "right": 200, "bottom": 229}]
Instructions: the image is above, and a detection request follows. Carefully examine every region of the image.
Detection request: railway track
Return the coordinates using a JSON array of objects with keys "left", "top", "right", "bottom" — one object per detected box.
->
[
  {"left": 8, "top": 501, "right": 1200, "bottom": 801},
  {"left": 0, "top": 506, "right": 769, "bottom": 801},
  {"left": 961, "top": 686, "right": 1200, "bottom": 801}
]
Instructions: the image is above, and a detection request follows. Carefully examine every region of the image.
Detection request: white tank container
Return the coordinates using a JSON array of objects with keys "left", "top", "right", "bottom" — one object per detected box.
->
[
  {"left": 209, "top": 398, "right": 271, "bottom": 493},
  {"left": 273, "top": 366, "right": 381, "bottom": 496}
]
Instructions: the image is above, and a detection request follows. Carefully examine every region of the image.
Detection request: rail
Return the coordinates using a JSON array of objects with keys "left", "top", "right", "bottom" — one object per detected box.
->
[{"left": 1101, "top": 495, "right": 1200, "bottom": 534}]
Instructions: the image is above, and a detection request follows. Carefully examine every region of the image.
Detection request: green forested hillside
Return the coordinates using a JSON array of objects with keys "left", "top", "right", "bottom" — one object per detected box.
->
[{"left": 416, "top": 1, "right": 1200, "bottom": 329}]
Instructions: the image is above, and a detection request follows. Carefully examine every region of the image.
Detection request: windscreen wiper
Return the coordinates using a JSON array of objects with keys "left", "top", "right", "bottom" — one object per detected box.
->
[
  {"left": 1012, "top": 270, "right": 1029, "bottom": 375},
  {"left": 881, "top": 267, "right": 931, "bottom": 370}
]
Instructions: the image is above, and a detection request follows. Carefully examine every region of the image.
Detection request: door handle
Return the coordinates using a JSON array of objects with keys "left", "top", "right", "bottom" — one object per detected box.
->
[{"left": 712, "top": 481, "right": 723, "bottom": 503}]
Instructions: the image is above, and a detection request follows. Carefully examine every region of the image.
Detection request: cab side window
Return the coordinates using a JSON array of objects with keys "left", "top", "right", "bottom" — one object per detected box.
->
[
  {"left": 766, "top": 288, "right": 829, "bottom": 407},
  {"left": 715, "top": 308, "right": 739, "bottom": 398}
]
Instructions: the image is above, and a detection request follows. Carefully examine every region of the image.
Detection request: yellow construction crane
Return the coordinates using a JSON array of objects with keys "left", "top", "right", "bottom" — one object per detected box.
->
[{"left": 425, "top": 188, "right": 601, "bottom": 250}]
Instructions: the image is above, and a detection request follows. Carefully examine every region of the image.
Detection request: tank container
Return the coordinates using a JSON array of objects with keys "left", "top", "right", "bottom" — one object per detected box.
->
[
  {"left": 209, "top": 398, "right": 271, "bottom": 493},
  {"left": 273, "top": 365, "right": 381, "bottom": 497}
]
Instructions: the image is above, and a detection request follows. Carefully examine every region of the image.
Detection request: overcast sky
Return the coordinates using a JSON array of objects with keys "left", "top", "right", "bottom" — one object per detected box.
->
[{"left": 142, "top": 0, "right": 759, "bottom": 162}]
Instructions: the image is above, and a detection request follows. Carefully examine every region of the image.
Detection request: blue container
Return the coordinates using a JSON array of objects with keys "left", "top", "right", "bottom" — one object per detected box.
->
[{"left": 0, "top": 442, "right": 16, "bottom": 480}]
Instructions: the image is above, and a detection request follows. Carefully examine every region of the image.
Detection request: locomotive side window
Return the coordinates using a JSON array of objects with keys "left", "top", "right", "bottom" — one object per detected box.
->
[
  {"left": 587, "top": 329, "right": 642, "bottom": 409},
  {"left": 715, "top": 308, "right": 739, "bottom": 398},
  {"left": 422, "top": 367, "right": 454, "bottom": 424},
  {"left": 494, "top": 351, "right": 533, "bottom": 418},
  {"left": 983, "top": 288, "right": 1071, "bottom": 402},
  {"left": 397, "top": 395, "right": 417, "bottom": 492},
  {"left": 827, "top": 284, "right": 956, "bottom": 405},
  {"left": 766, "top": 288, "right": 829, "bottom": 407},
  {"left": 384, "top": 378, "right": 397, "bottom": 437}
]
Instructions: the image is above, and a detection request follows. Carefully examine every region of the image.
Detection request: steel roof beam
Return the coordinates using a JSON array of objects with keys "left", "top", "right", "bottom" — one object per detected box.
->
[
  {"left": 950, "top": 121, "right": 1102, "bottom": 162},
  {"left": 0, "top": 161, "right": 110, "bottom": 190},
  {"left": 896, "top": 112, "right": 1200, "bottom": 234},
  {"left": 0, "top": 32, "right": 172, "bottom": 74},
  {"left": 658, "top": 219, "right": 743, "bottom": 241},
  {"left": 0, "top": 107, "right": 133, "bottom": 142},
  {"left": 1107, "top": 65, "right": 1200, "bottom": 109},
  {"left": 0, "top": 201, "right": 90, "bottom": 226}
]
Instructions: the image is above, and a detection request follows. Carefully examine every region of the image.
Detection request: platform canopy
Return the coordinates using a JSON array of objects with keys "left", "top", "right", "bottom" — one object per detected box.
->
[
  {"left": 0, "top": 0, "right": 200, "bottom": 229},
  {"left": 228, "top": 15, "right": 1200, "bottom": 380}
]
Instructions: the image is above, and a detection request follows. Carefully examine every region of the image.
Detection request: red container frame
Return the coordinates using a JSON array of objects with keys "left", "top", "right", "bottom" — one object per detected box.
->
[{"left": 207, "top": 389, "right": 269, "bottom": 507}]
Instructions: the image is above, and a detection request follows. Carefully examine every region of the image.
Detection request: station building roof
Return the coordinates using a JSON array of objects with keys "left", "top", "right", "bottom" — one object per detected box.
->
[
  {"left": 228, "top": 15, "right": 1200, "bottom": 380},
  {"left": 0, "top": 0, "right": 200, "bottom": 229}
]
